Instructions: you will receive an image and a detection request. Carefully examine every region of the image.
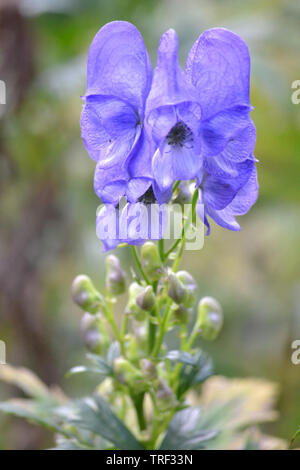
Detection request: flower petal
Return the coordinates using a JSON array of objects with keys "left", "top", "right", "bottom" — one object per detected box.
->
[
  {"left": 202, "top": 159, "right": 255, "bottom": 210},
  {"left": 146, "top": 29, "right": 201, "bottom": 144},
  {"left": 186, "top": 28, "right": 250, "bottom": 120},
  {"left": 94, "top": 160, "right": 129, "bottom": 205},
  {"left": 81, "top": 95, "right": 140, "bottom": 164},
  {"left": 152, "top": 147, "right": 174, "bottom": 192},
  {"left": 86, "top": 21, "right": 152, "bottom": 115},
  {"left": 203, "top": 164, "right": 258, "bottom": 231},
  {"left": 201, "top": 105, "right": 254, "bottom": 158}
]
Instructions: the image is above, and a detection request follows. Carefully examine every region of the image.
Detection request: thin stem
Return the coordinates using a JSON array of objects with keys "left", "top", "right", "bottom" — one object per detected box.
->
[
  {"left": 158, "top": 239, "right": 165, "bottom": 263},
  {"left": 121, "top": 314, "right": 128, "bottom": 340},
  {"left": 132, "top": 393, "right": 146, "bottom": 431},
  {"left": 164, "top": 188, "right": 199, "bottom": 268},
  {"left": 148, "top": 315, "right": 157, "bottom": 355},
  {"left": 172, "top": 235, "right": 186, "bottom": 272},
  {"left": 106, "top": 297, "right": 126, "bottom": 356},
  {"left": 130, "top": 245, "right": 150, "bottom": 284},
  {"left": 173, "top": 181, "right": 180, "bottom": 193},
  {"left": 163, "top": 238, "right": 181, "bottom": 260},
  {"left": 151, "top": 299, "right": 173, "bottom": 358},
  {"left": 185, "top": 324, "right": 200, "bottom": 350}
]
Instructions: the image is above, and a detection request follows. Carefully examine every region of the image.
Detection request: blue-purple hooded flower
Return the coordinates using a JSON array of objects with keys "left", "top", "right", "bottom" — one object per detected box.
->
[
  {"left": 146, "top": 29, "right": 202, "bottom": 194},
  {"left": 81, "top": 21, "right": 259, "bottom": 250},
  {"left": 81, "top": 21, "right": 153, "bottom": 204},
  {"left": 185, "top": 28, "right": 256, "bottom": 178}
]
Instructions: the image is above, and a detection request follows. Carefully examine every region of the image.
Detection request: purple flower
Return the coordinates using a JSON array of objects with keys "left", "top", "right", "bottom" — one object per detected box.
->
[
  {"left": 146, "top": 29, "right": 202, "bottom": 194},
  {"left": 96, "top": 189, "right": 168, "bottom": 252},
  {"left": 185, "top": 28, "right": 256, "bottom": 178},
  {"left": 196, "top": 158, "right": 258, "bottom": 233},
  {"left": 81, "top": 22, "right": 259, "bottom": 249},
  {"left": 81, "top": 21, "right": 153, "bottom": 204}
]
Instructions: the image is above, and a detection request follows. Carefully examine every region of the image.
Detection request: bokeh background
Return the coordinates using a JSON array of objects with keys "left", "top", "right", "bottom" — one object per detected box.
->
[{"left": 0, "top": 0, "right": 299, "bottom": 449}]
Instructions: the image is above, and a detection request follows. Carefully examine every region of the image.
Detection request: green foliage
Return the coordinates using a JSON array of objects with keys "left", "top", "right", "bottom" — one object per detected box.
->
[
  {"left": 0, "top": 246, "right": 287, "bottom": 450},
  {"left": 70, "top": 396, "right": 144, "bottom": 450}
]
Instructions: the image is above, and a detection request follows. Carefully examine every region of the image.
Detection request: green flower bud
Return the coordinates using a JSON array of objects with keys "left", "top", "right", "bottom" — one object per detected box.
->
[
  {"left": 113, "top": 357, "right": 146, "bottom": 392},
  {"left": 141, "top": 242, "right": 161, "bottom": 280},
  {"left": 167, "top": 272, "right": 186, "bottom": 304},
  {"left": 105, "top": 255, "right": 126, "bottom": 296},
  {"left": 136, "top": 285, "right": 155, "bottom": 312},
  {"left": 80, "top": 312, "right": 109, "bottom": 354},
  {"left": 96, "top": 377, "right": 114, "bottom": 399},
  {"left": 140, "top": 359, "right": 157, "bottom": 381},
  {"left": 131, "top": 324, "right": 148, "bottom": 353},
  {"left": 176, "top": 271, "right": 197, "bottom": 308},
  {"left": 173, "top": 304, "right": 191, "bottom": 324},
  {"left": 197, "top": 296, "right": 223, "bottom": 341},
  {"left": 71, "top": 275, "right": 103, "bottom": 314},
  {"left": 125, "top": 282, "right": 146, "bottom": 321},
  {"left": 156, "top": 379, "right": 177, "bottom": 412}
]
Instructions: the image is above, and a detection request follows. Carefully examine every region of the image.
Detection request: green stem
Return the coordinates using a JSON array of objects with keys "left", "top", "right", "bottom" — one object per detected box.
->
[
  {"left": 132, "top": 393, "right": 146, "bottom": 431},
  {"left": 151, "top": 299, "right": 173, "bottom": 358},
  {"left": 158, "top": 239, "right": 165, "bottom": 263},
  {"left": 185, "top": 324, "right": 199, "bottom": 350},
  {"left": 163, "top": 238, "right": 181, "bottom": 260},
  {"left": 106, "top": 297, "right": 126, "bottom": 356},
  {"left": 130, "top": 246, "right": 150, "bottom": 284},
  {"left": 121, "top": 314, "right": 128, "bottom": 342},
  {"left": 148, "top": 316, "right": 157, "bottom": 355},
  {"left": 165, "top": 188, "right": 199, "bottom": 269}
]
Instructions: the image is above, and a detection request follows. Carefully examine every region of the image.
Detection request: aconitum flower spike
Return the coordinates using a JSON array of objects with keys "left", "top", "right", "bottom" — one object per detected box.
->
[{"left": 81, "top": 22, "right": 258, "bottom": 245}]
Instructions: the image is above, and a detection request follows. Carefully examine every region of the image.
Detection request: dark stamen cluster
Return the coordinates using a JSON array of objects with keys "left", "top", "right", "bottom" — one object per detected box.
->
[
  {"left": 166, "top": 121, "right": 193, "bottom": 147},
  {"left": 139, "top": 186, "right": 157, "bottom": 205}
]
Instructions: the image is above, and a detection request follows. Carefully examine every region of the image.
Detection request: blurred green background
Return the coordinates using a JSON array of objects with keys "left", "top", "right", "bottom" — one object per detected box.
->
[{"left": 0, "top": 0, "right": 299, "bottom": 449}]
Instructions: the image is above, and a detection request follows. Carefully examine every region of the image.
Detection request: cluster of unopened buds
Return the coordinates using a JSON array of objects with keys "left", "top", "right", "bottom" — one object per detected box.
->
[{"left": 71, "top": 245, "right": 223, "bottom": 438}]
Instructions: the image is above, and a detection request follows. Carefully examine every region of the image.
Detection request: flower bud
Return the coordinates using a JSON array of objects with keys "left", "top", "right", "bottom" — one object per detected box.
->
[
  {"left": 71, "top": 275, "right": 103, "bottom": 314},
  {"left": 113, "top": 357, "right": 146, "bottom": 392},
  {"left": 96, "top": 377, "right": 114, "bottom": 399},
  {"left": 125, "top": 282, "right": 146, "bottom": 321},
  {"left": 136, "top": 285, "right": 155, "bottom": 312},
  {"left": 167, "top": 272, "right": 186, "bottom": 304},
  {"left": 156, "top": 379, "right": 177, "bottom": 412},
  {"left": 197, "top": 296, "right": 223, "bottom": 341},
  {"left": 173, "top": 304, "right": 190, "bottom": 324},
  {"left": 140, "top": 359, "right": 157, "bottom": 381},
  {"left": 140, "top": 242, "right": 161, "bottom": 280},
  {"left": 176, "top": 271, "right": 197, "bottom": 308},
  {"left": 105, "top": 255, "right": 126, "bottom": 296},
  {"left": 80, "top": 312, "right": 109, "bottom": 354}
]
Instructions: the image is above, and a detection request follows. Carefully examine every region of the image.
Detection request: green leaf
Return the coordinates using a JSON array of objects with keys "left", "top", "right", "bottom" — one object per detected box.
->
[
  {"left": 0, "top": 365, "right": 53, "bottom": 401},
  {"left": 50, "top": 435, "right": 91, "bottom": 450},
  {"left": 163, "top": 350, "right": 198, "bottom": 365},
  {"left": 0, "top": 400, "right": 67, "bottom": 435},
  {"left": 106, "top": 341, "right": 121, "bottom": 365},
  {"left": 71, "top": 396, "right": 144, "bottom": 450},
  {"left": 164, "top": 350, "right": 213, "bottom": 398},
  {"left": 87, "top": 353, "right": 113, "bottom": 375},
  {"left": 160, "top": 407, "right": 217, "bottom": 450},
  {"left": 66, "top": 353, "right": 113, "bottom": 379},
  {"left": 290, "top": 427, "right": 300, "bottom": 448}
]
